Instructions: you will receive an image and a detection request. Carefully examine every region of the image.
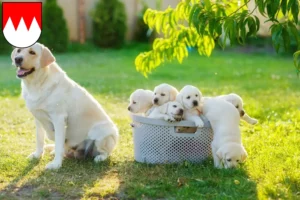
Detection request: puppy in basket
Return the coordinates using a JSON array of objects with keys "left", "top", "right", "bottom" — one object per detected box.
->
[
  {"left": 203, "top": 98, "right": 247, "bottom": 169},
  {"left": 148, "top": 101, "right": 184, "bottom": 122},
  {"left": 128, "top": 89, "right": 154, "bottom": 116},
  {"left": 153, "top": 83, "right": 179, "bottom": 106},
  {"left": 176, "top": 85, "right": 204, "bottom": 127}
]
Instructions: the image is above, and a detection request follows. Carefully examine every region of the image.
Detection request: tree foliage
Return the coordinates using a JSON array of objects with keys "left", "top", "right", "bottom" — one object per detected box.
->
[
  {"left": 39, "top": 0, "right": 69, "bottom": 52},
  {"left": 91, "top": 0, "right": 127, "bottom": 48},
  {"left": 135, "top": 0, "right": 300, "bottom": 77}
]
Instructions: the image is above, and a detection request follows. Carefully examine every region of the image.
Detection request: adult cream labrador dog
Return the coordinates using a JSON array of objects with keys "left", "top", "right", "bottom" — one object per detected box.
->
[
  {"left": 176, "top": 85, "right": 204, "bottom": 127},
  {"left": 11, "top": 43, "right": 119, "bottom": 170},
  {"left": 203, "top": 98, "right": 247, "bottom": 168},
  {"left": 128, "top": 89, "right": 154, "bottom": 116},
  {"left": 153, "top": 83, "right": 178, "bottom": 106}
]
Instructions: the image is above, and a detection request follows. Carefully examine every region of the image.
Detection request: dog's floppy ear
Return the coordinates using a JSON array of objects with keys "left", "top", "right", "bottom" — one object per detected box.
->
[
  {"left": 40, "top": 46, "right": 56, "bottom": 67},
  {"left": 176, "top": 93, "right": 183, "bottom": 105},
  {"left": 11, "top": 48, "right": 17, "bottom": 64},
  {"left": 216, "top": 148, "right": 223, "bottom": 160},
  {"left": 158, "top": 102, "right": 169, "bottom": 114},
  {"left": 169, "top": 87, "right": 179, "bottom": 101},
  {"left": 241, "top": 147, "right": 248, "bottom": 162}
]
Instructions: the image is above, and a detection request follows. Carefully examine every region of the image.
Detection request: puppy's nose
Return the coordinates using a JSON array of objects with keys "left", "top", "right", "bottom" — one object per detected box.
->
[
  {"left": 179, "top": 109, "right": 183, "bottom": 115},
  {"left": 154, "top": 98, "right": 158, "bottom": 104},
  {"left": 127, "top": 106, "right": 131, "bottom": 111},
  {"left": 15, "top": 57, "right": 23, "bottom": 65},
  {"left": 193, "top": 100, "right": 198, "bottom": 107},
  {"left": 240, "top": 110, "right": 245, "bottom": 117}
]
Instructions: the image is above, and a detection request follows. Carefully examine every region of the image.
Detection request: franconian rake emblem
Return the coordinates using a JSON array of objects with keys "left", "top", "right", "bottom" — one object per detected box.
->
[{"left": 2, "top": 2, "right": 42, "bottom": 48}]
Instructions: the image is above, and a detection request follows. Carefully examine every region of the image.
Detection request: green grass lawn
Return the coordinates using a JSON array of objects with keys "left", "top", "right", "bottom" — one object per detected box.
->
[{"left": 0, "top": 45, "right": 299, "bottom": 200}]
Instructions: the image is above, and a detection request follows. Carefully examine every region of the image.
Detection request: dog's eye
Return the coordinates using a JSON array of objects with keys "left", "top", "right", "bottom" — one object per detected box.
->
[
  {"left": 173, "top": 105, "right": 177, "bottom": 108},
  {"left": 236, "top": 159, "right": 240, "bottom": 162},
  {"left": 236, "top": 105, "right": 239, "bottom": 108},
  {"left": 161, "top": 93, "right": 165, "bottom": 96},
  {"left": 186, "top": 96, "right": 190, "bottom": 99},
  {"left": 227, "top": 158, "right": 232, "bottom": 162},
  {"left": 195, "top": 94, "right": 198, "bottom": 97},
  {"left": 133, "top": 101, "right": 136, "bottom": 104},
  {"left": 17, "top": 48, "right": 21, "bottom": 53},
  {"left": 154, "top": 93, "right": 156, "bottom": 95},
  {"left": 29, "top": 50, "right": 36, "bottom": 55}
]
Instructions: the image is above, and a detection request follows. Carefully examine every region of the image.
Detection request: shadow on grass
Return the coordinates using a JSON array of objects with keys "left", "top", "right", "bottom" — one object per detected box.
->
[
  {"left": 0, "top": 157, "right": 120, "bottom": 199},
  {"left": 115, "top": 159, "right": 258, "bottom": 199}
]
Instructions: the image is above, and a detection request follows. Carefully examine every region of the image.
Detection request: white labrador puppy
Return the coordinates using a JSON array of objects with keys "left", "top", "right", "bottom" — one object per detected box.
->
[
  {"left": 203, "top": 98, "right": 247, "bottom": 169},
  {"left": 11, "top": 43, "right": 119, "bottom": 170},
  {"left": 217, "top": 93, "right": 258, "bottom": 125},
  {"left": 203, "top": 93, "right": 258, "bottom": 125},
  {"left": 176, "top": 85, "right": 204, "bottom": 127},
  {"left": 128, "top": 89, "right": 154, "bottom": 116},
  {"left": 148, "top": 101, "right": 184, "bottom": 122},
  {"left": 153, "top": 83, "right": 178, "bottom": 106}
]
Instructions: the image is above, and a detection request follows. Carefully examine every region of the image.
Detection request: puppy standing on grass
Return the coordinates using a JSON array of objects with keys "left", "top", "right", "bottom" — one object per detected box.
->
[
  {"left": 128, "top": 89, "right": 154, "bottom": 116},
  {"left": 176, "top": 85, "right": 204, "bottom": 127},
  {"left": 153, "top": 83, "right": 179, "bottom": 106},
  {"left": 203, "top": 98, "right": 247, "bottom": 169},
  {"left": 11, "top": 43, "right": 119, "bottom": 170}
]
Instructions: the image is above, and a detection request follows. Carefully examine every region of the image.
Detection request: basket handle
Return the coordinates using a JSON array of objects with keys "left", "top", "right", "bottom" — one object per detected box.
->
[{"left": 173, "top": 126, "right": 198, "bottom": 134}]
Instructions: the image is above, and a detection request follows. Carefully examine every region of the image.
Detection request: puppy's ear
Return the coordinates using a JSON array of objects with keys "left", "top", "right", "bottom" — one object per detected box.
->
[
  {"left": 158, "top": 103, "right": 169, "bottom": 114},
  {"left": 170, "top": 87, "right": 179, "bottom": 101},
  {"left": 40, "top": 46, "right": 56, "bottom": 67},
  {"left": 11, "top": 48, "right": 17, "bottom": 64},
  {"left": 176, "top": 93, "right": 183, "bottom": 105},
  {"left": 216, "top": 148, "right": 223, "bottom": 160},
  {"left": 241, "top": 147, "right": 248, "bottom": 162}
]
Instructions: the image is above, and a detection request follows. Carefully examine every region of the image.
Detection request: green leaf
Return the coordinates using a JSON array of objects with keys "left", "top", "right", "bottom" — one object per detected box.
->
[
  {"left": 254, "top": 15, "right": 260, "bottom": 32},
  {"left": 288, "top": 21, "right": 300, "bottom": 50},
  {"left": 256, "top": 0, "right": 266, "bottom": 16},
  {"left": 208, "top": 18, "right": 216, "bottom": 37},
  {"left": 204, "top": 0, "right": 211, "bottom": 10},
  {"left": 281, "top": 0, "right": 287, "bottom": 15},
  {"left": 271, "top": 24, "right": 283, "bottom": 53},
  {"left": 287, "top": 0, "right": 295, "bottom": 11},
  {"left": 247, "top": 17, "right": 257, "bottom": 37},
  {"left": 293, "top": 50, "right": 300, "bottom": 76},
  {"left": 291, "top": 0, "right": 299, "bottom": 24},
  {"left": 281, "top": 26, "right": 290, "bottom": 52}
]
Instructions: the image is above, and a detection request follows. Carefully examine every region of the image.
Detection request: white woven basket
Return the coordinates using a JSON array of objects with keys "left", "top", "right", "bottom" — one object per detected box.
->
[{"left": 130, "top": 114, "right": 213, "bottom": 164}]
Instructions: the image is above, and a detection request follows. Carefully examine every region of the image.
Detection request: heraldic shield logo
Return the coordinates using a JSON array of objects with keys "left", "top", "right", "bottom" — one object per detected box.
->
[{"left": 2, "top": 2, "right": 42, "bottom": 48}]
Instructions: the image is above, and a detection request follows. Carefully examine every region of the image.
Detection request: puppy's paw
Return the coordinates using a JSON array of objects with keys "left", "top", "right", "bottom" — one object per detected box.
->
[
  {"left": 45, "top": 160, "right": 62, "bottom": 170},
  {"left": 27, "top": 151, "right": 43, "bottom": 160},
  {"left": 195, "top": 120, "right": 204, "bottom": 127},
  {"left": 250, "top": 119, "right": 258, "bottom": 125},
  {"left": 94, "top": 153, "right": 108, "bottom": 163},
  {"left": 164, "top": 116, "right": 175, "bottom": 122}
]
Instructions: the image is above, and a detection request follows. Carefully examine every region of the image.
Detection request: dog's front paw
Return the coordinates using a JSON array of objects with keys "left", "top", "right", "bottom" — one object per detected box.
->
[
  {"left": 164, "top": 116, "right": 175, "bottom": 122},
  {"left": 45, "top": 160, "right": 62, "bottom": 170},
  {"left": 195, "top": 120, "right": 204, "bottom": 127},
  {"left": 27, "top": 151, "right": 43, "bottom": 160}
]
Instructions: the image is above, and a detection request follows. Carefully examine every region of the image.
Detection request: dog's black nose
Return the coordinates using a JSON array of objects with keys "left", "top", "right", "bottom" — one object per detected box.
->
[
  {"left": 193, "top": 100, "right": 198, "bottom": 106},
  {"left": 15, "top": 57, "right": 23, "bottom": 65},
  {"left": 179, "top": 109, "right": 184, "bottom": 114},
  {"left": 154, "top": 98, "right": 158, "bottom": 103},
  {"left": 240, "top": 110, "right": 245, "bottom": 117},
  {"left": 127, "top": 106, "right": 131, "bottom": 111}
]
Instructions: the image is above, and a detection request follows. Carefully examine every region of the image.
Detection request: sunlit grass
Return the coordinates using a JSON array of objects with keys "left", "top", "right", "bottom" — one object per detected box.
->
[{"left": 0, "top": 46, "right": 299, "bottom": 199}]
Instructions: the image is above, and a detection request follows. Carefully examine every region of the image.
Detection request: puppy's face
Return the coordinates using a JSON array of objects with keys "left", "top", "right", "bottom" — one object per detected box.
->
[
  {"left": 153, "top": 84, "right": 178, "bottom": 106},
  {"left": 177, "top": 85, "right": 202, "bottom": 109},
  {"left": 216, "top": 143, "right": 247, "bottom": 168},
  {"left": 159, "top": 101, "right": 184, "bottom": 120},
  {"left": 11, "top": 43, "right": 55, "bottom": 79},
  {"left": 128, "top": 89, "right": 154, "bottom": 113}
]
